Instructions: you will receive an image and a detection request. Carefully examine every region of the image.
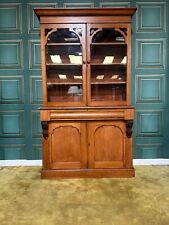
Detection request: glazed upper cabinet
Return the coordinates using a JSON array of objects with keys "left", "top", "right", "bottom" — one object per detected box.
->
[
  {"left": 35, "top": 8, "right": 136, "bottom": 178},
  {"left": 40, "top": 22, "right": 130, "bottom": 107}
]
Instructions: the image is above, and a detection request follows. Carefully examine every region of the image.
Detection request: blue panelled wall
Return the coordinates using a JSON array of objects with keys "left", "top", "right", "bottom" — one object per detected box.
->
[{"left": 0, "top": 0, "right": 168, "bottom": 160}]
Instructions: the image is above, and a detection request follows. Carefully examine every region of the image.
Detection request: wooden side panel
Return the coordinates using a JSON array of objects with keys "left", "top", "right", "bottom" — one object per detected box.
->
[
  {"left": 49, "top": 122, "right": 87, "bottom": 169},
  {"left": 88, "top": 121, "right": 125, "bottom": 168}
]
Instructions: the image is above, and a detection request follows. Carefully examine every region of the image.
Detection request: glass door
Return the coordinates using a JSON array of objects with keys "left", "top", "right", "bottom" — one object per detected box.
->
[
  {"left": 42, "top": 24, "right": 86, "bottom": 106},
  {"left": 87, "top": 24, "right": 129, "bottom": 106}
]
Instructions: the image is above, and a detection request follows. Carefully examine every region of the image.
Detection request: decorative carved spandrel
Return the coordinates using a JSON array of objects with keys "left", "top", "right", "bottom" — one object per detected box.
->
[
  {"left": 126, "top": 120, "right": 133, "bottom": 138},
  {"left": 41, "top": 121, "right": 49, "bottom": 139}
]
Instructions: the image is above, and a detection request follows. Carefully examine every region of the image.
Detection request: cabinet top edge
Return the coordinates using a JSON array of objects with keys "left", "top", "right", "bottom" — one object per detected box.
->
[
  {"left": 40, "top": 106, "right": 135, "bottom": 110},
  {"left": 34, "top": 8, "right": 137, "bottom": 20}
]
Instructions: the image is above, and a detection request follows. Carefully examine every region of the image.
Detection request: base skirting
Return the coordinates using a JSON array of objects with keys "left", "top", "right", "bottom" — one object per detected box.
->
[
  {"left": 41, "top": 168, "right": 135, "bottom": 178},
  {"left": 133, "top": 159, "right": 169, "bottom": 165},
  {"left": 0, "top": 160, "right": 42, "bottom": 166},
  {"left": 0, "top": 159, "right": 169, "bottom": 166}
]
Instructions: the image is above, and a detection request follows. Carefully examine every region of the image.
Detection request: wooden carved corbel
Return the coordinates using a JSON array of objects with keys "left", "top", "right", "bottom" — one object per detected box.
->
[
  {"left": 41, "top": 121, "right": 49, "bottom": 139},
  {"left": 126, "top": 120, "right": 133, "bottom": 138}
]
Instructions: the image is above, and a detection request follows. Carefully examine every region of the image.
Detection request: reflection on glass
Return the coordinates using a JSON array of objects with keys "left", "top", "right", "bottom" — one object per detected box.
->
[
  {"left": 47, "top": 84, "right": 83, "bottom": 102},
  {"left": 90, "top": 27, "right": 127, "bottom": 102},
  {"left": 91, "top": 84, "right": 126, "bottom": 101},
  {"left": 45, "top": 28, "right": 83, "bottom": 103},
  {"left": 46, "top": 28, "right": 81, "bottom": 43},
  {"left": 92, "top": 28, "right": 126, "bottom": 43},
  {"left": 68, "top": 86, "right": 80, "bottom": 94}
]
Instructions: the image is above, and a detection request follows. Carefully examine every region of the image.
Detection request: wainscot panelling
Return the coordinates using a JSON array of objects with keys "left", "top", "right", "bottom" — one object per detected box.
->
[
  {"left": 28, "top": 40, "right": 41, "bottom": 70},
  {"left": 0, "top": 76, "right": 24, "bottom": 104},
  {"left": 0, "top": 0, "right": 168, "bottom": 160},
  {"left": 0, "top": 145, "right": 26, "bottom": 160},
  {"left": 133, "top": 1, "right": 168, "bottom": 159},
  {"left": 0, "top": 111, "right": 24, "bottom": 137},
  {"left": 0, "top": 3, "right": 22, "bottom": 34},
  {"left": 136, "top": 39, "right": 166, "bottom": 69},
  {"left": 63, "top": 3, "right": 94, "bottom": 8},
  {"left": 134, "top": 143, "right": 163, "bottom": 158},
  {"left": 27, "top": 3, "right": 56, "bottom": 34},
  {"left": 32, "top": 144, "right": 42, "bottom": 160},
  {"left": 136, "top": 110, "right": 163, "bottom": 137},
  {"left": 30, "top": 76, "right": 42, "bottom": 104},
  {"left": 100, "top": 2, "right": 130, "bottom": 7},
  {"left": 0, "top": 40, "right": 23, "bottom": 69},
  {"left": 31, "top": 111, "right": 41, "bottom": 138},
  {"left": 135, "top": 74, "right": 165, "bottom": 104},
  {"left": 136, "top": 2, "right": 166, "bottom": 32}
]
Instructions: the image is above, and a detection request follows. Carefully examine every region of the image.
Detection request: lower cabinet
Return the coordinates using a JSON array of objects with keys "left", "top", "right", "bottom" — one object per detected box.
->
[{"left": 41, "top": 119, "right": 135, "bottom": 178}]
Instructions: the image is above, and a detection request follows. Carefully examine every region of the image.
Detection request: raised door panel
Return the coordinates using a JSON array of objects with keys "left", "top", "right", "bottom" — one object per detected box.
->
[
  {"left": 49, "top": 122, "right": 87, "bottom": 169},
  {"left": 88, "top": 121, "right": 125, "bottom": 168}
]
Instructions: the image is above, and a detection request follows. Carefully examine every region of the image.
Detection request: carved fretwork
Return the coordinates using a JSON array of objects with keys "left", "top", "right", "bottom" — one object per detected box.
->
[
  {"left": 119, "top": 28, "right": 127, "bottom": 36},
  {"left": 41, "top": 121, "right": 49, "bottom": 139},
  {"left": 126, "top": 120, "right": 133, "bottom": 138},
  {"left": 45, "top": 28, "right": 53, "bottom": 36},
  {"left": 90, "top": 28, "right": 98, "bottom": 36}
]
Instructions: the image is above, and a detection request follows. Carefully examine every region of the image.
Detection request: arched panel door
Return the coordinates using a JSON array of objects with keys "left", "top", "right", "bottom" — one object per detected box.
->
[
  {"left": 88, "top": 121, "right": 125, "bottom": 168},
  {"left": 49, "top": 122, "right": 87, "bottom": 169}
]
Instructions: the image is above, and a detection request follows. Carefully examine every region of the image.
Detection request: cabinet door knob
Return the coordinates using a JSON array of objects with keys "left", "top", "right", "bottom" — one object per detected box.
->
[{"left": 83, "top": 61, "right": 86, "bottom": 64}]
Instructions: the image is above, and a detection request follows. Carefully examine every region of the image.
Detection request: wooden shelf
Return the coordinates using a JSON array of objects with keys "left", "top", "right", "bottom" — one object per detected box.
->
[
  {"left": 91, "top": 63, "right": 126, "bottom": 66},
  {"left": 91, "top": 42, "right": 126, "bottom": 45},
  {"left": 46, "top": 43, "right": 81, "bottom": 46},
  {"left": 91, "top": 80, "right": 126, "bottom": 84},
  {"left": 47, "top": 77, "right": 125, "bottom": 85},
  {"left": 47, "top": 82, "right": 82, "bottom": 85},
  {"left": 46, "top": 62, "right": 126, "bottom": 66},
  {"left": 46, "top": 63, "right": 82, "bottom": 66},
  {"left": 47, "top": 78, "right": 82, "bottom": 85},
  {"left": 47, "top": 81, "right": 125, "bottom": 85}
]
